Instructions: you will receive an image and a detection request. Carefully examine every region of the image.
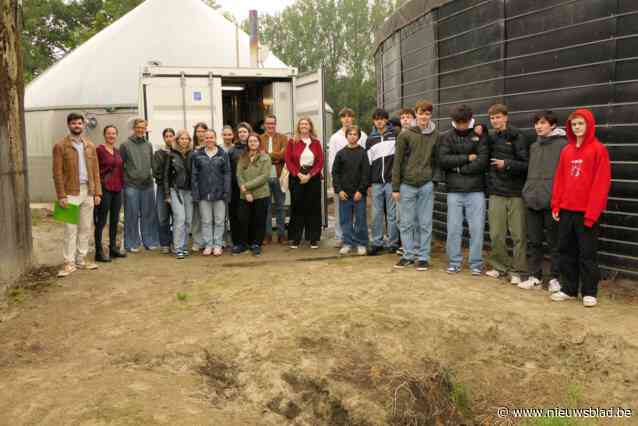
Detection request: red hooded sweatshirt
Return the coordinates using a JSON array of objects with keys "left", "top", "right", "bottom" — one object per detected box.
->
[{"left": 551, "top": 109, "right": 611, "bottom": 227}]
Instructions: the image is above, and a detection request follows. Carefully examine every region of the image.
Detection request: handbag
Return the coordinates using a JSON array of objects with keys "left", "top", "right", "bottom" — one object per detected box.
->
[{"left": 279, "top": 165, "right": 290, "bottom": 192}]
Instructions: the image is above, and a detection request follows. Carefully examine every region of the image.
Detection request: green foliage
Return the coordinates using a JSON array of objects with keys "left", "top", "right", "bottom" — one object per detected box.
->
[
  {"left": 257, "top": 0, "right": 404, "bottom": 131},
  {"left": 21, "top": 0, "right": 143, "bottom": 82},
  {"left": 521, "top": 418, "right": 597, "bottom": 426},
  {"left": 176, "top": 292, "right": 189, "bottom": 301}
]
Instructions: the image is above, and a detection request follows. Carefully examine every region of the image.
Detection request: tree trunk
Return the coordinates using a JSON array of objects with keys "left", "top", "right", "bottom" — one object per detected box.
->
[{"left": 0, "top": 0, "right": 32, "bottom": 291}]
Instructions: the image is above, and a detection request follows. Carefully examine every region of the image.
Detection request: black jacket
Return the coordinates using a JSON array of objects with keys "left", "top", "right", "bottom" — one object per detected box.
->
[
  {"left": 332, "top": 145, "right": 370, "bottom": 197},
  {"left": 366, "top": 124, "right": 398, "bottom": 184},
  {"left": 487, "top": 125, "right": 529, "bottom": 196},
  {"left": 152, "top": 148, "right": 170, "bottom": 187},
  {"left": 163, "top": 149, "right": 193, "bottom": 199},
  {"left": 228, "top": 142, "right": 248, "bottom": 189},
  {"left": 522, "top": 128, "right": 568, "bottom": 210},
  {"left": 191, "top": 147, "right": 232, "bottom": 203},
  {"left": 438, "top": 123, "right": 489, "bottom": 193}
]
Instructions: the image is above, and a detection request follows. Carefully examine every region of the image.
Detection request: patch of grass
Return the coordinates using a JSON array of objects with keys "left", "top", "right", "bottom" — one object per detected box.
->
[
  {"left": 176, "top": 292, "right": 189, "bottom": 301},
  {"left": 566, "top": 383, "right": 584, "bottom": 406},
  {"left": 521, "top": 418, "right": 596, "bottom": 426},
  {"left": 8, "top": 288, "right": 27, "bottom": 305},
  {"left": 443, "top": 368, "right": 472, "bottom": 419}
]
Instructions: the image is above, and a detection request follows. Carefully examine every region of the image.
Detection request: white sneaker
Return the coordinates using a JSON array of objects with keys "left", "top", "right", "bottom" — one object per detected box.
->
[
  {"left": 518, "top": 277, "right": 541, "bottom": 290},
  {"left": 548, "top": 278, "right": 561, "bottom": 293},
  {"left": 146, "top": 246, "right": 159, "bottom": 251},
  {"left": 357, "top": 246, "right": 367, "bottom": 256},
  {"left": 485, "top": 269, "right": 501, "bottom": 279},
  {"left": 161, "top": 246, "right": 170, "bottom": 254},
  {"left": 510, "top": 274, "right": 522, "bottom": 285},
  {"left": 57, "top": 263, "right": 77, "bottom": 278},
  {"left": 192, "top": 244, "right": 201, "bottom": 252},
  {"left": 76, "top": 260, "right": 98, "bottom": 270},
  {"left": 583, "top": 296, "right": 598, "bottom": 307},
  {"left": 551, "top": 291, "right": 575, "bottom": 302},
  {"left": 213, "top": 247, "right": 223, "bottom": 256},
  {"left": 202, "top": 247, "right": 213, "bottom": 256},
  {"left": 339, "top": 245, "right": 352, "bottom": 255},
  {"left": 128, "top": 246, "right": 141, "bottom": 253}
]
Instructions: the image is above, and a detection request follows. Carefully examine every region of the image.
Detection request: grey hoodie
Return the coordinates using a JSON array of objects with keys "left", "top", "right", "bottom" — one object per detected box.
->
[
  {"left": 522, "top": 127, "right": 568, "bottom": 210},
  {"left": 120, "top": 135, "right": 154, "bottom": 189}
]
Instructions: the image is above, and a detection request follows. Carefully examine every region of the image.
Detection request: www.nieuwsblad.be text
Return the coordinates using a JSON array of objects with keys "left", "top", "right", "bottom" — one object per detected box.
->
[{"left": 497, "top": 407, "right": 633, "bottom": 418}]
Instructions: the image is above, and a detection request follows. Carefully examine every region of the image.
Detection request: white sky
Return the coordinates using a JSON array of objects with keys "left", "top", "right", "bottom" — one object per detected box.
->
[{"left": 216, "top": 0, "right": 295, "bottom": 22}]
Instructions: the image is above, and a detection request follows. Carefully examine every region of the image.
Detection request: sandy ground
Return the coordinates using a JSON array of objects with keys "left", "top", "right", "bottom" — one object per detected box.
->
[{"left": 0, "top": 212, "right": 637, "bottom": 426}]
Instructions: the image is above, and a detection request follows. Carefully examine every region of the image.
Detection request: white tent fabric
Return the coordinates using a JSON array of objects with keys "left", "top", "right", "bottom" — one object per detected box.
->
[{"left": 25, "top": 0, "right": 288, "bottom": 110}]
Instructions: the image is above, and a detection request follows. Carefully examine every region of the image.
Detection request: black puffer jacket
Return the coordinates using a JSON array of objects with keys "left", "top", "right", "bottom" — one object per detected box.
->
[
  {"left": 366, "top": 124, "right": 398, "bottom": 184},
  {"left": 438, "top": 122, "right": 489, "bottom": 193},
  {"left": 487, "top": 125, "right": 529, "bottom": 196},
  {"left": 163, "top": 148, "right": 193, "bottom": 199},
  {"left": 152, "top": 148, "right": 170, "bottom": 187}
]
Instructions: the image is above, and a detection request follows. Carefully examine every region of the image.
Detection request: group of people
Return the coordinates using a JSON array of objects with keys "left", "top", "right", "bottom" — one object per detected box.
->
[{"left": 52, "top": 98, "right": 611, "bottom": 307}]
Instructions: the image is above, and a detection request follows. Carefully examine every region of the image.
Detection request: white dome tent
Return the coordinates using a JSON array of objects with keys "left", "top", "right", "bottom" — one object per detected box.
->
[{"left": 25, "top": 0, "right": 290, "bottom": 201}]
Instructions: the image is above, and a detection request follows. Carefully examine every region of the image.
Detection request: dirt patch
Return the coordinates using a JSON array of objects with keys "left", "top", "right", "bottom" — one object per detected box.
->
[{"left": 0, "top": 220, "right": 636, "bottom": 425}]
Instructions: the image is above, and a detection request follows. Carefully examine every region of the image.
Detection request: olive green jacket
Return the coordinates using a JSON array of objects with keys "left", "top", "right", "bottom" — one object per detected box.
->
[
  {"left": 392, "top": 122, "right": 438, "bottom": 191},
  {"left": 236, "top": 152, "right": 271, "bottom": 200}
]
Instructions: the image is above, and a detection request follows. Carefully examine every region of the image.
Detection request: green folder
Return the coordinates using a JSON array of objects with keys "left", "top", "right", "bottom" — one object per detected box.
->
[{"left": 53, "top": 201, "right": 80, "bottom": 225}]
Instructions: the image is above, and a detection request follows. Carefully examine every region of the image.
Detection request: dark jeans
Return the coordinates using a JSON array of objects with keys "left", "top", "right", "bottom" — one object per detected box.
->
[
  {"left": 339, "top": 196, "right": 368, "bottom": 247},
  {"left": 94, "top": 189, "right": 122, "bottom": 250},
  {"left": 229, "top": 184, "right": 242, "bottom": 246},
  {"left": 288, "top": 175, "right": 322, "bottom": 243},
  {"left": 527, "top": 208, "right": 560, "bottom": 280},
  {"left": 238, "top": 197, "right": 269, "bottom": 247},
  {"left": 156, "top": 186, "right": 172, "bottom": 248},
  {"left": 558, "top": 210, "right": 600, "bottom": 297}
]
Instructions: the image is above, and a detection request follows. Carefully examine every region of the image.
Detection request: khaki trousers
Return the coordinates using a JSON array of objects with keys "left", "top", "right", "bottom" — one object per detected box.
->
[
  {"left": 63, "top": 184, "right": 94, "bottom": 264},
  {"left": 488, "top": 195, "right": 527, "bottom": 273}
]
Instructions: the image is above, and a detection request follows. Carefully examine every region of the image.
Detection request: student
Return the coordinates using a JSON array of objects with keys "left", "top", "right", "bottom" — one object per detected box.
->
[
  {"left": 328, "top": 108, "right": 367, "bottom": 248},
  {"left": 221, "top": 125, "right": 235, "bottom": 152},
  {"left": 438, "top": 105, "right": 489, "bottom": 275},
  {"left": 392, "top": 100, "right": 438, "bottom": 271},
  {"left": 94, "top": 125, "right": 126, "bottom": 262},
  {"left": 191, "top": 130, "right": 231, "bottom": 256},
  {"left": 53, "top": 113, "right": 102, "bottom": 277},
  {"left": 120, "top": 118, "right": 160, "bottom": 252},
  {"left": 190, "top": 122, "right": 208, "bottom": 252},
  {"left": 550, "top": 109, "right": 611, "bottom": 307},
  {"left": 399, "top": 108, "right": 416, "bottom": 130},
  {"left": 152, "top": 128, "right": 175, "bottom": 254},
  {"left": 518, "top": 111, "right": 567, "bottom": 291},
  {"left": 259, "top": 114, "right": 288, "bottom": 245},
  {"left": 228, "top": 122, "right": 252, "bottom": 254},
  {"left": 285, "top": 117, "right": 325, "bottom": 248},
  {"left": 164, "top": 130, "right": 194, "bottom": 259},
  {"left": 366, "top": 108, "right": 399, "bottom": 255},
  {"left": 237, "top": 133, "right": 272, "bottom": 256},
  {"left": 485, "top": 104, "right": 529, "bottom": 283},
  {"left": 332, "top": 126, "right": 370, "bottom": 256}
]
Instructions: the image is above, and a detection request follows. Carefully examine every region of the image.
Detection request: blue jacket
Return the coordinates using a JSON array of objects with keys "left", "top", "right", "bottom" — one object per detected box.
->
[{"left": 191, "top": 147, "right": 231, "bottom": 202}]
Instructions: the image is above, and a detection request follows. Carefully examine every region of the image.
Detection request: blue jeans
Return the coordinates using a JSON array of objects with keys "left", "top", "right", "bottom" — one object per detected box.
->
[
  {"left": 191, "top": 204, "right": 203, "bottom": 247},
  {"left": 266, "top": 177, "right": 286, "bottom": 237},
  {"left": 446, "top": 192, "right": 485, "bottom": 270},
  {"left": 371, "top": 183, "right": 399, "bottom": 248},
  {"left": 339, "top": 196, "right": 368, "bottom": 247},
  {"left": 170, "top": 188, "right": 193, "bottom": 252},
  {"left": 123, "top": 185, "right": 159, "bottom": 250},
  {"left": 156, "top": 186, "right": 172, "bottom": 248},
  {"left": 399, "top": 182, "right": 434, "bottom": 262},
  {"left": 200, "top": 200, "right": 226, "bottom": 249}
]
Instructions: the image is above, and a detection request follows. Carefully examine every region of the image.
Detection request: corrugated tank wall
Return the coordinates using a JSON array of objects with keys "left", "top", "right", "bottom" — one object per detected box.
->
[{"left": 375, "top": 0, "right": 638, "bottom": 277}]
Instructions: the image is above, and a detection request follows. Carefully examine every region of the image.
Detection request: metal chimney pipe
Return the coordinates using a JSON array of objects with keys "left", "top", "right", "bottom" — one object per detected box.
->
[{"left": 249, "top": 10, "right": 259, "bottom": 67}]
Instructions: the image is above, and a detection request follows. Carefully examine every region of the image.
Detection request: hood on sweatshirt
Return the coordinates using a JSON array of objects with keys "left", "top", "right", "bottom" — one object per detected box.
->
[
  {"left": 451, "top": 118, "right": 476, "bottom": 136},
  {"left": 565, "top": 108, "right": 597, "bottom": 147},
  {"left": 409, "top": 120, "right": 436, "bottom": 135},
  {"left": 537, "top": 127, "right": 566, "bottom": 143},
  {"left": 370, "top": 123, "right": 395, "bottom": 138}
]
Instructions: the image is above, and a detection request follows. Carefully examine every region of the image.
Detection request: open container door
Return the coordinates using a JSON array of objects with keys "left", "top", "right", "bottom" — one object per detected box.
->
[
  {"left": 140, "top": 69, "right": 223, "bottom": 150},
  {"left": 294, "top": 67, "right": 328, "bottom": 227}
]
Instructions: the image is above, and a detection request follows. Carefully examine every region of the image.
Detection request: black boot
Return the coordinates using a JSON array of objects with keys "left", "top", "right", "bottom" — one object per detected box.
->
[
  {"left": 95, "top": 246, "right": 111, "bottom": 263},
  {"left": 110, "top": 246, "right": 127, "bottom": 259}
]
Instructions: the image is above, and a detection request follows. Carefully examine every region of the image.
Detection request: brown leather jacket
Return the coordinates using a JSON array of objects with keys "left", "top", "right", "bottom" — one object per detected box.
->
[
  {"left": 258, "top": 132, "right": 288, "bottom": 177},
  {"left": 52, "top": 135, "right": 102, "bottom": 199}
]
